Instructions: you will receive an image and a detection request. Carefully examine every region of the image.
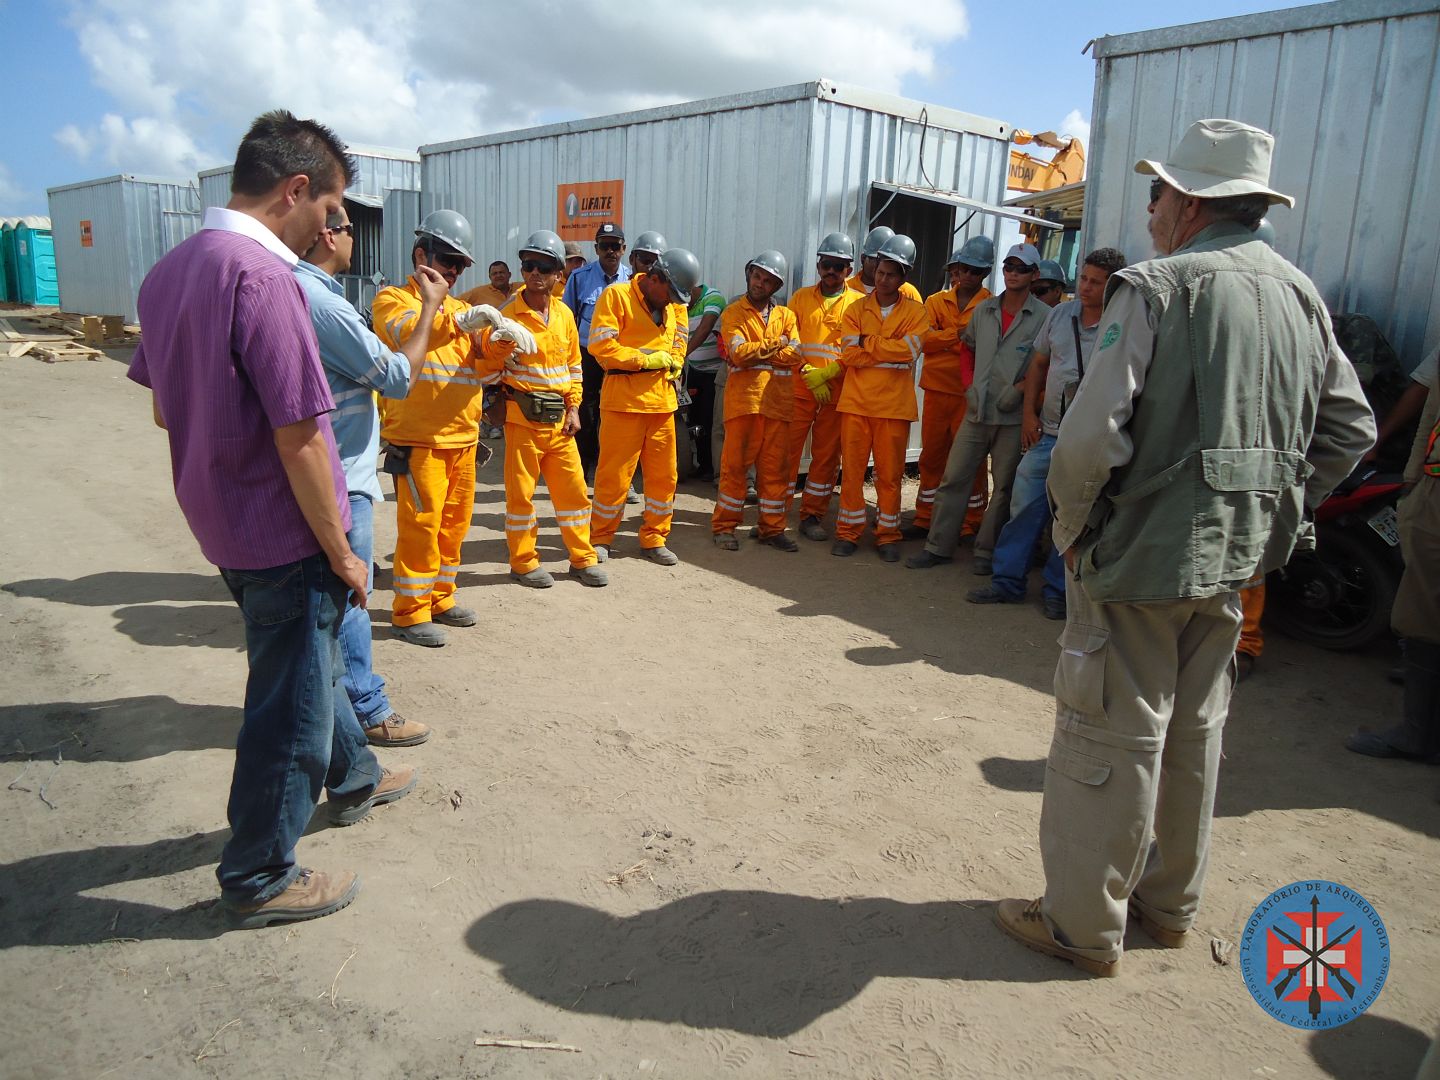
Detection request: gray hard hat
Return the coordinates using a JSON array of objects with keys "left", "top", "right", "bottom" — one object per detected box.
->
[
  {"left": 861, "top": 226, "right": 894, "bottom": 259},
  {"left": 633, "top": 231, "right": 668, "bottom": 256},
  {"left": 947, "top": 235, "right": 994, "bottom": 270},
  {"left": 875, "top": 233, "right": 916, "bottom": 272},
  {"left": 415, "top": 209, "right": 474, "bottom": 262},
  {"left": 1036, "top": 259, "right": 1067, "bottom": 285},
  {"left": 817, "top": 231, "right": 855, "bottom": 262},
  {"left": 654, "top": 248, "right": 701, "bottom": 303},
  {"left": 746, "top": 249, "right": 789, "bottom": 286},
  {"left": 518, "top": 229, "right": 565, "bottom": 266},
  {"left": 1253, "top": 218, "right": 1277, "bottom": 247}
]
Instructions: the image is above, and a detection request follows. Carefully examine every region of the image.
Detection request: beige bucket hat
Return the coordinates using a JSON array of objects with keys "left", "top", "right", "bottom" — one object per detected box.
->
[{"left": 1135, "top": 118, "right": 1295, "bottom": 208}]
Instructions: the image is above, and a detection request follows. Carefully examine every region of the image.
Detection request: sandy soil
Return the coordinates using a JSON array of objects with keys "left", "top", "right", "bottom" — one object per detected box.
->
[{"left": 1, "top": 336, "right": 1437, "bottom": 1079}]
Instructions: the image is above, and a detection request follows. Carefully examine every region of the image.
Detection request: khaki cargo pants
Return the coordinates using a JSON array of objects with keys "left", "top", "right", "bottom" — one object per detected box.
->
[{"left": 1038, "top": 573, "right": 1243, "bottom": 964}]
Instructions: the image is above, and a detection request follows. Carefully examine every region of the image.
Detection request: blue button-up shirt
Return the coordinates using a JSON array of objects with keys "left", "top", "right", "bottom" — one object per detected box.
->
[
  {"left": 562, "top": 258, "right": 633, "bottom": 350},
  {"left": 293, "top": 260, "right": 413, "bottom": 502}
]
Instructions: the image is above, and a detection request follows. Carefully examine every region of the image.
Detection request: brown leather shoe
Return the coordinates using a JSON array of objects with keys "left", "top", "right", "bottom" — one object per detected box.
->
[
  {"left": 224, "top": 868, "right": 359, "bottom": 930},
  {"left": 1128, "top": 898, "right": 1189, "bottom": 948},
  {"left": 994, "top": 897, "right": 1121, "bottom": 977},
  {"left": 365, "top": 714, "right": 432, "bottom": 748},
  {"left": 327, "top": 765, "right": 418, "bottom": 826}
]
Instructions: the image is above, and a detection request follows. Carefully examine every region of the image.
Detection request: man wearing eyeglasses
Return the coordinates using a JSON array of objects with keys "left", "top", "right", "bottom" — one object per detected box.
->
[
  {"left": 907, "top": 243, "right": 1050, "bottom": 575},
  {"left": 908, "top": 237, "right": 994, "bottom": 541},
  {"left": 374, "top": 209, "right": 536, "bottom": 647},
  {"left": 562, "top": 223, "right": 633, "bottom": 481},
  {"left": 296, "top": 208, "right": 448, "bottom": 741}
]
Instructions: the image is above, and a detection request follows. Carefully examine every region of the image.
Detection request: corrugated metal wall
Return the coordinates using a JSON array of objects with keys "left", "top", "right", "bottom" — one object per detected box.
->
[
  {"left": 48, "top": 176, "right": 202, "bottom": 322},
  {"left": 1086, "top": 0, "right": 1440, "bottom": 362},
  {"left": 198, "top": 168, "right": 230, "bottom": 210},
  {"left": 197, "top": 150, "right": 419, "bottom": 207},
  {"left": 382, "top": 188, "right": 421, "bottom": 287}
]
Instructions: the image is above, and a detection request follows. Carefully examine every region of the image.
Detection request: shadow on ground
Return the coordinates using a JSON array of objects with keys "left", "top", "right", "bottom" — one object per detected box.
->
[
  {"left": 0, "top": 695, "right": 240, "bottom": 762},
  {"left": 467, "top": 890, "right": 1065, "bottom": 1038},
  {"left": 1309, "top": 1011, "right": 1434, "bottom": 1079}
]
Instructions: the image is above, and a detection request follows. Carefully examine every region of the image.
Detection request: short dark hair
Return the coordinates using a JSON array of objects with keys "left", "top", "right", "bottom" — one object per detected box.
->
[
  {"left": 1204, "top": 193, "right": 1270, "bottom": 231},
  {"left": 1083, "top": 247, "right": 1127, "bottom": 276},
  {"left": 489, "top": 260, "right": 508, "bottom": 271},
  {"left": 231, "top": 110, "right": 357, "bottom": 199}
]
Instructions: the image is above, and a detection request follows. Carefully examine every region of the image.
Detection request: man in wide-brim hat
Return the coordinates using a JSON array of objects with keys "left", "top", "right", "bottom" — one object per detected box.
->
[{"left": 992, "top": 118, "right": 1375, "bottom": 977}]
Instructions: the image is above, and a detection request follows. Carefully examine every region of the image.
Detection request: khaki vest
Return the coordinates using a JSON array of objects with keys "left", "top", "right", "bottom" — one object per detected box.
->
[{"left": 1078, "top": 221, "right": 1335, "bottom": 602}]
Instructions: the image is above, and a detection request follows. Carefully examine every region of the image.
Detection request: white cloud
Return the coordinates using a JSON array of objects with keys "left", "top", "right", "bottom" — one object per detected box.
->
[
  {"left": 54, "top": 124, "right": 93, "bottom": 160},
  {"left": 57, "top": 0, "right": 970, "bottom": 175},
  {"left": 54, "top": 113, "right": 221, "bottom": 177},
  {"left": 0, "top": 162, "right": 28, "bottom": 208},
  {"left": 1059, "top": 108, "right": 1091, "bottom": 148}
]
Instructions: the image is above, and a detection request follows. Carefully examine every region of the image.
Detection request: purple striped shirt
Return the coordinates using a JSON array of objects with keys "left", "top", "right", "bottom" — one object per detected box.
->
[{"left": 129, "top": 225, "right": 350, "bottom": 570}]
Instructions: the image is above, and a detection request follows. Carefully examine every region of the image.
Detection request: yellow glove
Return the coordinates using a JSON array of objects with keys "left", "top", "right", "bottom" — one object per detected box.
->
[
  {"left": 666, "top": 353, "right": 686, "bottom": 375},
  {"left": 812, "top": 379, "right": 833, "bottom": 405},
  {"left": 637, "top": 351, "right": 670, "bottom": 371},
  {"left": 803, "top": 361, "right": 840, "bottom": 391}
]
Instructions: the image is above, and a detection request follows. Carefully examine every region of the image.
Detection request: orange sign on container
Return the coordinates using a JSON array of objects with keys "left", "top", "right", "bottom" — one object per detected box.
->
[
  {"left": 80, "top": 220, "right": 93, "bottom": 248},
  {"left": 556, "top": 180, "right": 624, "bottom": 241}
]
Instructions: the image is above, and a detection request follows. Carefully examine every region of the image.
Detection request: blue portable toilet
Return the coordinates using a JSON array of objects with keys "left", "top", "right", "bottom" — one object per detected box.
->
[
  {"left": 0, "top": 218, "right": 17, "bottom": 302},
  {"left": 15, "top": 217, "right": 59, "bottom": 306}
]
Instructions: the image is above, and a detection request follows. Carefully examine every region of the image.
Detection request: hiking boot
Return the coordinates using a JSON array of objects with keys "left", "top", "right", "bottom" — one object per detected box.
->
[
  {"left": 799, "top": 516, "right": 829, "bottom": 541},
  {"left": 901, "top": 523, "right": 929, "bottom": 540},
  {"left": 830, "top": 539, "right": 858, "bottom": 557},
  {"left": 433, "top": 605, "right": 478, "bottom": 627},
  {"left": 1043, "top": 595, "right": 1067, "bottom": 621},
  {"left": 510, "top": 568, "right": 556, "bottom": 589},
  {"left": 594, "top": 544, "right": 610, "bottom": 563},
  {"left": 905, "top": 550, "right": 952, "bottom": 570},
  {"left": 877, "top": 543, "right": 901, "bottom": 563},
  {"left": 994, "top": 897, "right": 1121, "bottom": 978},
  {"left": 759, "top": 531, "right": 799, "bottom": 552},
  {"left": 972, "top": 556, "right": 994, "bottom": 576},
  {"left": 365, "top": 714, "right": 431, "bottom": 748},
  {"left": 1128, "top": 898, "right": 1189, "bottom": 949},
  {"left": 713, "top": 532, "right": 740, "bottom": 551},
  {"left": 626, "top": 486, "right": 642, "bottom": 505},
  {"left": 393, "top": 622, "right": 448, "bottom": 648},
  {"left": 570, "top": 564, "right": 609, "bottom": 587},
  {"left": 224, "top": 868, "right": 360, "bottom": 930},
  {"left": 641, "top": 546, "right": 679, "bottom": 566},
  {"left": 328, "top": 765, "right": 419, "bottom": 826},
  {"left": 967, "top": 584, "right": 1023, "bottom": 605}
]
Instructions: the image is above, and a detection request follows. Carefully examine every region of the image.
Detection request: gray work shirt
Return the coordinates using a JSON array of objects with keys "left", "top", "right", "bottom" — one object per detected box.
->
[{"left": 1032, "top": 299, "right": 1098, "bottom": 437}]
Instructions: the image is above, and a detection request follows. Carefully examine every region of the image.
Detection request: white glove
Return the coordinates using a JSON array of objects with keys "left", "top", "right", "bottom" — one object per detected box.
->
[
  {"left": 454, "top": 304, "right": 503, "bottom": 334},
  {"left": 493, "top": 319, "right": 537, "bottom": 355}
]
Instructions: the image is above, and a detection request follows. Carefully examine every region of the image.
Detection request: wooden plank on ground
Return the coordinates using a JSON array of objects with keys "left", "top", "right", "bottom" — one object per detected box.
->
[{"left": 7, "top": 342, "right": 35, "bottom": 358}]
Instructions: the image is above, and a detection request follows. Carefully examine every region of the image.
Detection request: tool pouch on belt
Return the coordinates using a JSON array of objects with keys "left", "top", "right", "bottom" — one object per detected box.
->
[
  {"left": 514, "top": 389, "right": 567, "bottom": 424},
  {"left": 381, "top": 443, "right": 412, "bottom": 476}
]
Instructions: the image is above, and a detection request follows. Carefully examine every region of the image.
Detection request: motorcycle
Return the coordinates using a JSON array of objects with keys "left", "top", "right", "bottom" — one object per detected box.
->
[{"left": 1266, "top": 465, "right": 1406, "bottom": 650}]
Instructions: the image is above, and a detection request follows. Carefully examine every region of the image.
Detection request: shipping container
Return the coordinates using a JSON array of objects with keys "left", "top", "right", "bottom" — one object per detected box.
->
[
  {"left": 1085, "top": 0, "right": 1440, "bottom": 363},
  {"left": 46, "top": 176, "right": 201, "bottom": 322},
  {"left": 419, "top": 79, "right": 1056, "bottom": 461},
  {"left": 14, "top": 217, "right": 58, "bottom": 306},
  {"left": 199, "top": 143, "right": 421, "bottom": 314}
]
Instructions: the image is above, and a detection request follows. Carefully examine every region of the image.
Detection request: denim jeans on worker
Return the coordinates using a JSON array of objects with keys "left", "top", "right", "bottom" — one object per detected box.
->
[
  {"left": 990, "top": 434, "right": 1065, "bottom": 604},
  {"left": 339, "top": 494, "right": 393, "bottom": 728},
  {"left": 216, "top": 553, "right": 382, "bottom": 904}
]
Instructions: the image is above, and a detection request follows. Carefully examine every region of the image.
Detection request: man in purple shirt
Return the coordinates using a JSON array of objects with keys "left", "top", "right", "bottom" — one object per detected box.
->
[{"left": 130, "top": 111, "right": 416, "bottom": 929}]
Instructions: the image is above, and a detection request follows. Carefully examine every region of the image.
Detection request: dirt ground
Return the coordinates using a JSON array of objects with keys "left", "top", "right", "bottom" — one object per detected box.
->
[{"left": 2, "top": 335, "right": 1437, "bottom": 1080}]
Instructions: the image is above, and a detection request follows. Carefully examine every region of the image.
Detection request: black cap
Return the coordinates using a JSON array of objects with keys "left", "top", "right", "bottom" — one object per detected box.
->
[{"left": 595, "top": 223, "right": 625, "bottom": 244}]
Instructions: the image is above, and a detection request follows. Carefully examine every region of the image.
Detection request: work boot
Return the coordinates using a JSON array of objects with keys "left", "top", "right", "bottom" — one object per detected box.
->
[
  {"left": 224, "top": 868, "right": 360, "bottom": 931},
  {"left": 433, "top": 605, "right": 478, "bottom": 627},
  {"left": 365, "top": 714, "right": 431, "bottom": 748},
  {"left": 641, "top": 546, "right": 679, "bottom": 566},
  {"left": 594, "top": 545, "right": 610, "bottom": 563},
  {"left": 901, "top": 522, "right": 929, "bottom": 540},
  {"left": 1042, "top": 595, "right": 1067, "bottom": 621},
  {"left": 799, "top": 516, "right": 828, "bottom": 541},
  {"left": 713, "top": 532, "right": 740, "bottom": 551},
  {"left": 905, "top": 550, "right": 952, "bottom": 570},
  {"left": 393, "top": 623, "right": 448, "bottom": 648},
  {"left": 877, "top": 543, "right": 901, "bottom": 563},
  {"left": 830, "top": 539, "right": 858, "bottom": 557},
  {"left": 510, "top": 568, "right": 555, "bottom": 589},
  {"left": 626, "top": 486, "right": 642, "bottom": 505},
  {"left": 759, "top": 531, "right": 799, "bottom": 552},
  {"left": 993, "top": 897, "right": 1120, "bottom": 978},
  {"left": 570, "top": 564, "right": 609, "bottom": 587},
  {"left": 327, "top": 765, "right": 419, "bottom": 826},
  {"left": 968, "top": 584, "right": 1023, "bottom": 605},
  {"left": 1235, "top": 653, "right": 1257, "bottom": 682},
  {"left": 972, "top": 555, "right": 994, "bottom": 576},
  {"left": 1128, "top": 898, "right": 1189, "bottom": 949}
]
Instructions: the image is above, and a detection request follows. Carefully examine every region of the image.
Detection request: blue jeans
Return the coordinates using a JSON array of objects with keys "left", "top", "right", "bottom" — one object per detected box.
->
[
  {"left": 216, "top": 553, "right": 381, "bottom": 903},
  {"left": 990, "top": 434, "right": 1066, "bottom": 603},
  {"left": 339, "top": 494, "right": 393, "bottom": 728}
]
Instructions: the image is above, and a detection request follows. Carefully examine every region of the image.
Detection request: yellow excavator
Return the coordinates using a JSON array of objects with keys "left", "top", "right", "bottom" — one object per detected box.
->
[{"left": 1008, "top": 130, "right": 1085, "bottom": 193}]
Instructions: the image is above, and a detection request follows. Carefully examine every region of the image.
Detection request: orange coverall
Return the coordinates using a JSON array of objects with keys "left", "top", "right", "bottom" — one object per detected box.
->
[
  {"left": 789, "top": 284, "right": 862, "bottom": 523},
  {"left": 916, "top": 286, "right": 992, "bottom": 532}
]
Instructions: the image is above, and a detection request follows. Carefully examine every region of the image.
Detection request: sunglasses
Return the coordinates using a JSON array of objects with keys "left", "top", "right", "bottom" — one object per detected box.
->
[
  {"left": 596, "top": 241, "right": 623, "bottom": 253},
  {"left": 431, "top": 251, "right": 469, "bottom": 273},
  {"left": 1002, "top": 262, "right": 1034, "bottom": 274},
  {"left": 520, "top": 259, "right": 560, "bottom": 274},
  {"left": 327, "top": 223, "right": 354, "bottom": 236},
  {"left": 1032, "top": 284, "right": 1059, "bottom": 296},
  {"left": 817, "top": 258, "right": 851, "bottom": 272},
  {"left": 1149, "top": 178, "right": 1167, "bottom": 204}
]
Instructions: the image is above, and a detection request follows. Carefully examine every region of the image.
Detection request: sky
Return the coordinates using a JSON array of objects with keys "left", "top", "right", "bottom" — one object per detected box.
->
[{"left": 0, "top": 0, "right": 1300, "bottom": 218}]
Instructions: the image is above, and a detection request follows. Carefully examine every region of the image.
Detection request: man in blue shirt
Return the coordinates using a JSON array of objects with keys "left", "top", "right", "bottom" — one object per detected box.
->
[
  {"left": 562, "top": 222, "right": 633, "bottom": 479},
  {"left": 295, "top": 208, "right": 449, "bottom": 747}
]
